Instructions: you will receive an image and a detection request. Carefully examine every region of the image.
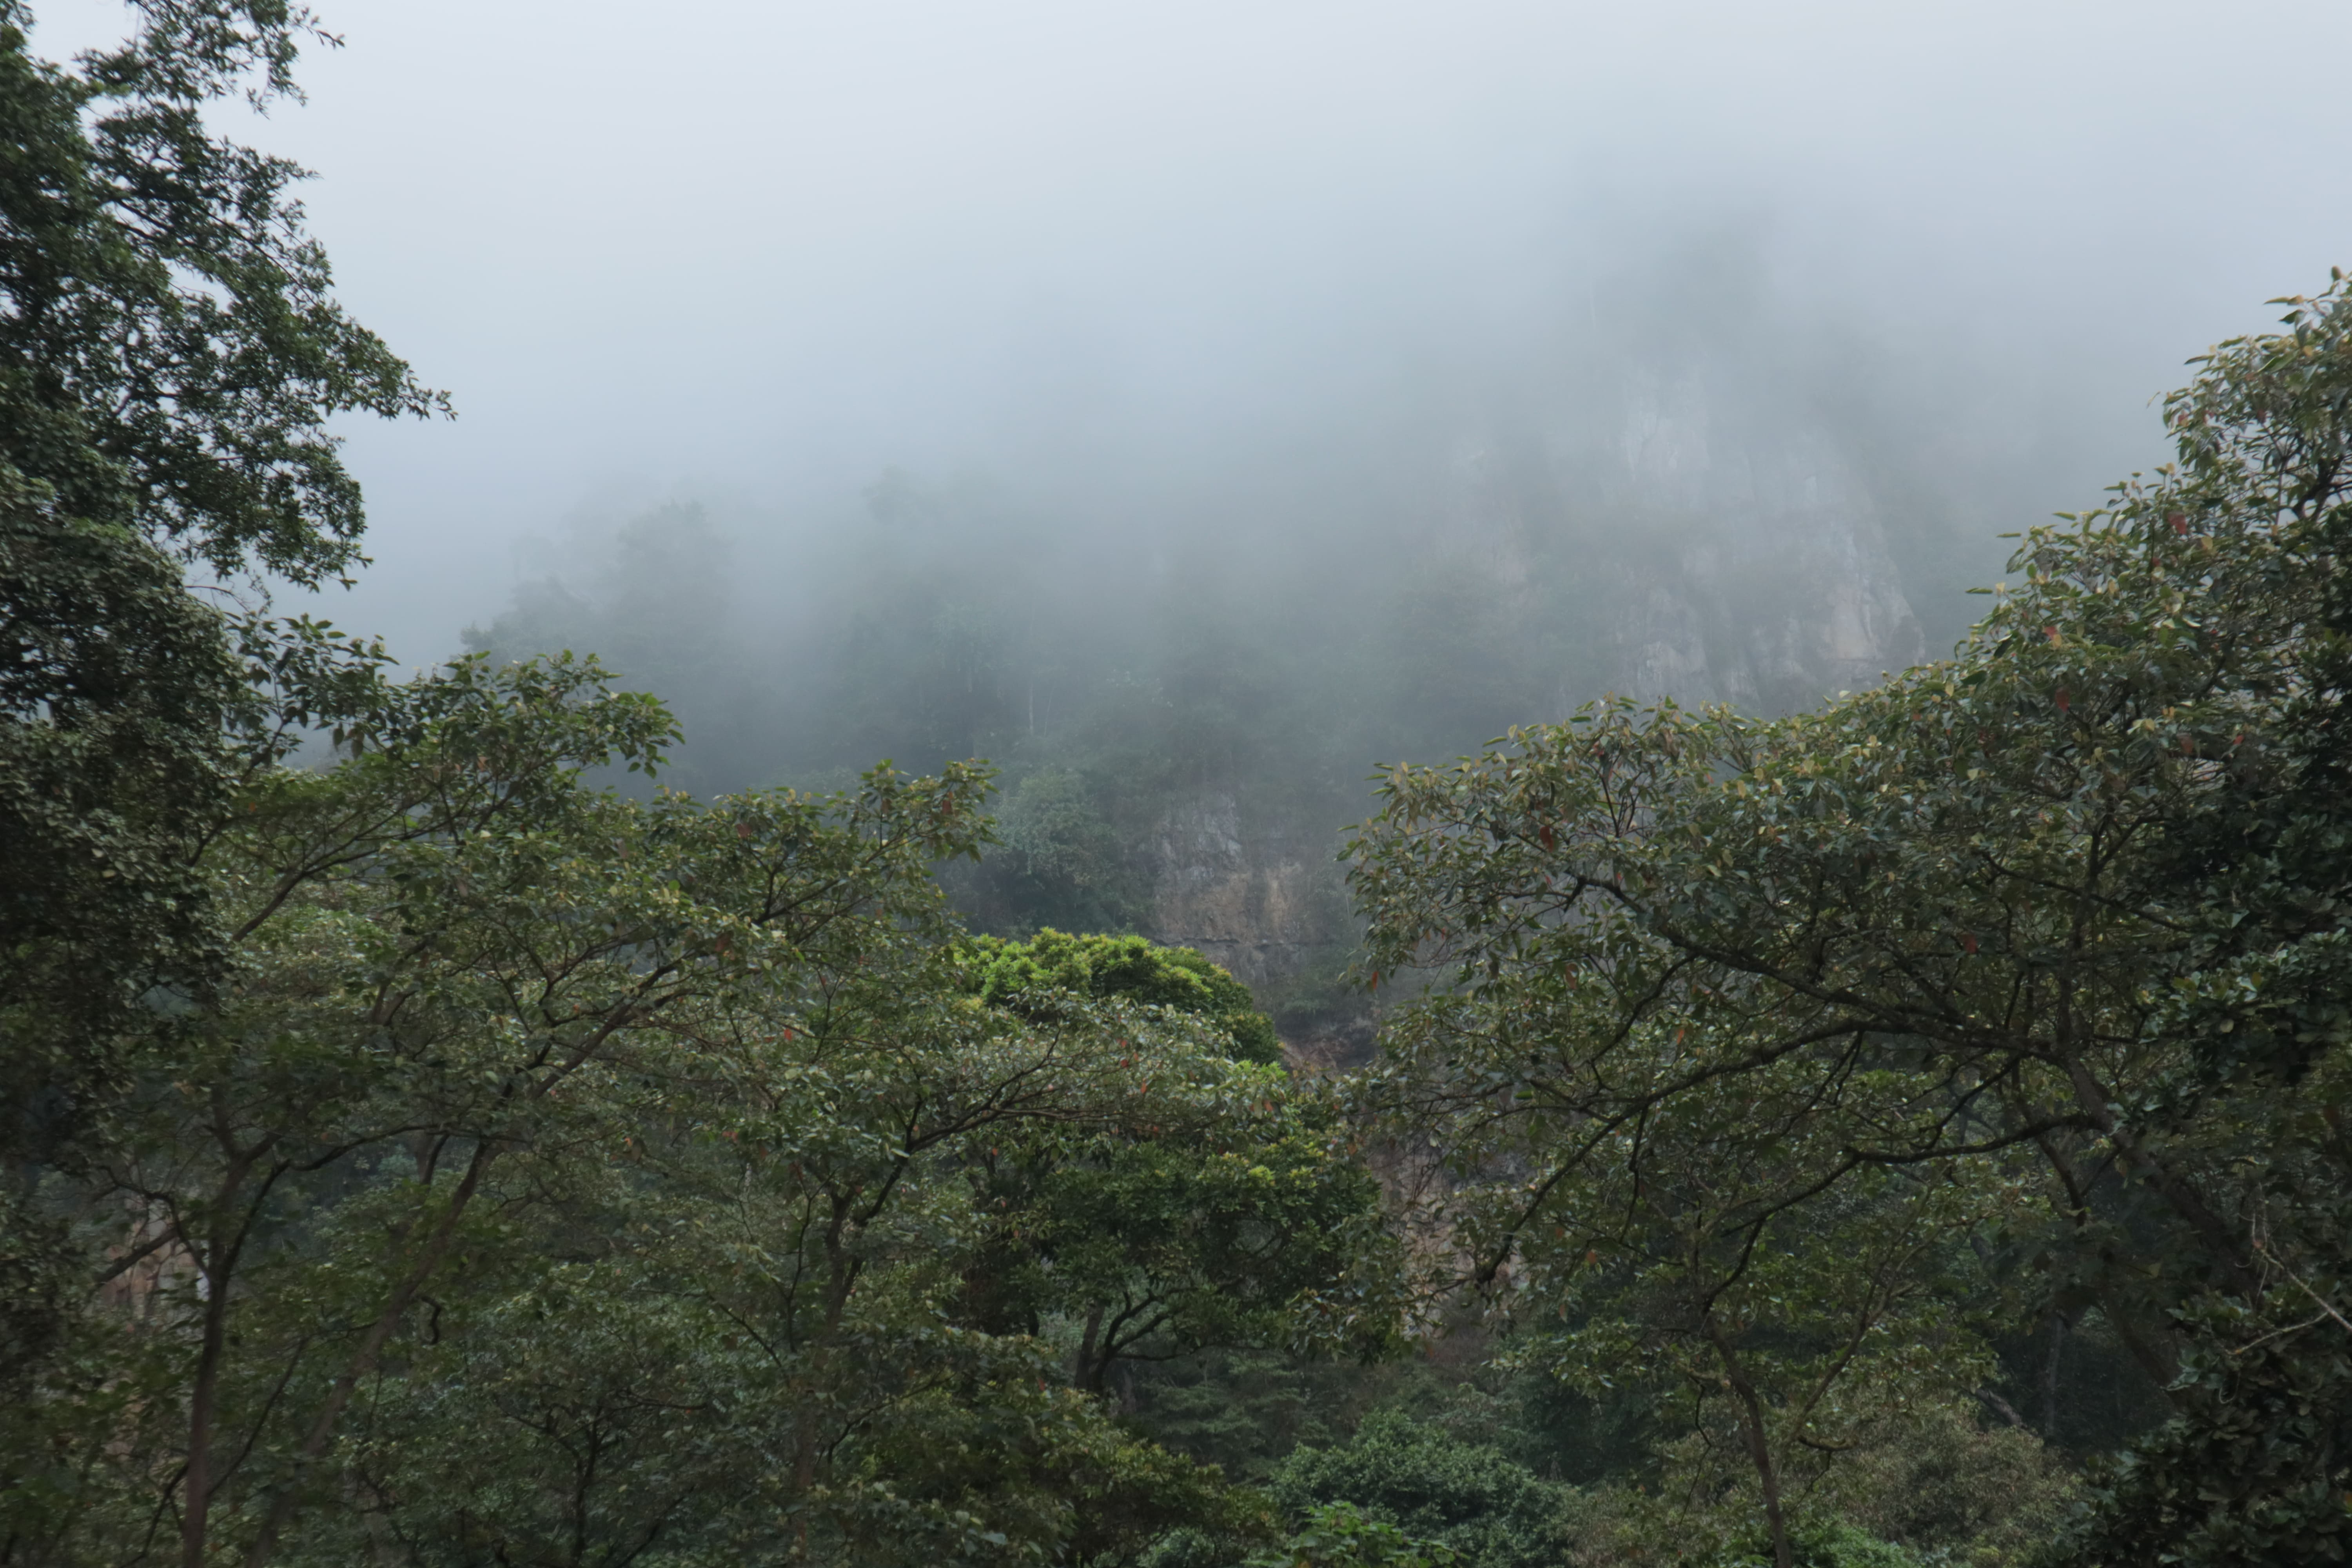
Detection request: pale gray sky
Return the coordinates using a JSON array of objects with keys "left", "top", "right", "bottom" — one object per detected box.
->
[{"left": 33, "top": 0, "right": 2352, "bottom": 660}]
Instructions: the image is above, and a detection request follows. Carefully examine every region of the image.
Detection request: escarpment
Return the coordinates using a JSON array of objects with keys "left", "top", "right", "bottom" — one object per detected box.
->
[{"left": 1144, "top": 363, "right": 1929, "bottom": 1023}]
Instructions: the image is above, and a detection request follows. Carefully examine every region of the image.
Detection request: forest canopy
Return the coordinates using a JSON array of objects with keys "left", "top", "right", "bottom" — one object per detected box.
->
[
  {"left": 1349, "top": 270, "right": 2352, "bottom": 1568},
  {"left": 7, "top": 5, "right": 2352, "bottom": 1568}
]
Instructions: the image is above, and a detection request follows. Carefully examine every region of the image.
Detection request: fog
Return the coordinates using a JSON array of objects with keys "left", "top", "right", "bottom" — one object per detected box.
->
[
  {"left": 30, "top": 2, "right": 2348, "bottom": 633},
  {"left": 33, "top": 0, "right": 2352, "bottom": 970}
]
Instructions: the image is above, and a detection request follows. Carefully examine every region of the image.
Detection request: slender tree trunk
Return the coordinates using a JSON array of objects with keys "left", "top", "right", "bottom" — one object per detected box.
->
[
  {"left": 569, "top": 1431, "right": 600, "bottom": 1568},
  {"left": 792, "top": 1200, "right": 862, "bottom": 1563},
  {"left": 240, "top": 1143, "right": 495, "bottom": 1568},
  {"left": 182, "top": 1254, "right": 230, "bottom": 1568},
  {"left": 793, "top": 1422, "right": 816, "bottom": 1562},
  {"left": 183, "top": 1148, "right": 265, "bottom": 1568},
  {"left": 2094, "top": 1282, "right": 2179, "bottom": 1391},
  {"left": 1707, "top": 1318, "right": 1791, "bottom": 1568},
  {"left": 2040, "top": 1310, "right": 2067, "bottom": 1437},
  {"left": 1075, "top": 1305, "right": 1103, "bottom": 1392}
]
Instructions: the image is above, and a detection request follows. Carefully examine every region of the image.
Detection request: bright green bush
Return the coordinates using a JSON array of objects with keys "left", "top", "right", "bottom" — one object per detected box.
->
[
  {"left": 963, "top": 927, "right": 1282, "bottom": 1062},
  {"left": 1269, "top": 1411, "right": 1582, "bottom": 1568}
]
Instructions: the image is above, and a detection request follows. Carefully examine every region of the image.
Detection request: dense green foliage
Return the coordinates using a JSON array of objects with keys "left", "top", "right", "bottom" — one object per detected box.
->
[
  {"left": 951, "top": 931, "right": 1391, "bottom": 1401},
  {"left": 964, "top": 930, "right": 1282, "bottom": 1064},
  {"left": 1348, "top": 274, "right": 2352, "bottom": 1566},
  {"left": 1267, "top": 1413, "right": 1581, "bottom": 1568},
  {"left": 0, "top": 0, "right": 439, "bottom": 1423},
  {"left": 4, "top": 642, "right": 1395, "bottom": 1566}
]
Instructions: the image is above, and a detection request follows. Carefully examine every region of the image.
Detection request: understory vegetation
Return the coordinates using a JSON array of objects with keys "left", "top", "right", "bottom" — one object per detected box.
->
[{"left": 9, "top": 5, "right": 2352, "bottom": 1566}]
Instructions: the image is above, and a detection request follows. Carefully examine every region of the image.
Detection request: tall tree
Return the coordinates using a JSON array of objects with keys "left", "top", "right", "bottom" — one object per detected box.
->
[
  {"left": 952, "top": 931, "right": 1397, "bottom": 1401},
  {"left": 8, "top": 648, "right": 1312, "bottom": 1568},
  {"left": 0, "top": 0, "right": 439, "bottom": 1401},
  {"left": 0, "top": 0, "right": 441, "bottom": 1173},
  {"left": 1347, "top": 274, "right": 2352, "bottom": 1566}
]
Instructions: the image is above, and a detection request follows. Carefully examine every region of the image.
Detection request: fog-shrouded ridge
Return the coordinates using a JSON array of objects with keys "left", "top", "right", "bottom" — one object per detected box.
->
[
  {"left": 461, "top": 213, "right": 2193, "bottom": 1024},
  {"left": 34, "top": 0, "right": 2351, "bottom": 1029}
]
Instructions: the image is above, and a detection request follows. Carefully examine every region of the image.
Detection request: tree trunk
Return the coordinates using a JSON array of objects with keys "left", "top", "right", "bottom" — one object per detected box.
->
[
  {"left": 1707, "top": 1318, "right": 1791, "bottom": 1568},
  {"left": 183, "top": 1147, "right": 268, "bottom": 1568},
  {"left": 2039, "top": 1310, "right": 2067, "bottom": 1437},
  {"left": 240, "top": 1143, "right": 494, "bottom": 1568},
  {"left": 1075, "top": 1305, "right": 1103, "bottom": 1392},
  {"left": 181, "top": 1253, "right": 230, "bottom": 1568}
]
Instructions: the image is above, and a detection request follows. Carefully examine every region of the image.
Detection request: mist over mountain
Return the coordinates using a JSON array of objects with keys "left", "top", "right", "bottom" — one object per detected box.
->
[
  {"left": 29, "top": 0, "right": 2343, "bottom": 1008},
  {"left": 17, "top": 2, "right": 2327, "bottom": 654},
  {"left": 460, "top": 215, "right": 2171, "bottom": 1016}
]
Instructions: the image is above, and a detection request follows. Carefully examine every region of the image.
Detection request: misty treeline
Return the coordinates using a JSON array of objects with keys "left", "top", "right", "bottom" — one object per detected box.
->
[
  {"left": 8, "top": 6, "right": 2352, "bottom": 1568},
  {"left": 463, "top": 214, "right": 2087, "bottom": 1007}
]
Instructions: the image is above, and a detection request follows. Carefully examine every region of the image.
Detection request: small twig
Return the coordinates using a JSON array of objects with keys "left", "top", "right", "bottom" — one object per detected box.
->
[
  {"left": 2252, "top": 1240, "right": 2352, "bottom": 1337},
  {"left": 2231, "top": 1311, "right": 2333, "bottom": 1357}
]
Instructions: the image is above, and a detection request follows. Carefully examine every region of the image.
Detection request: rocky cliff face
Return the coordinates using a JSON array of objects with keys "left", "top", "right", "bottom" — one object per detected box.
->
[
  {"left": 1145, "top": 361, "right": 1928, "bottom": 996},
  {"left": 1145, "top": 792, "right": 1339, "bottom": 987},
  {"left": 1597, "top": 368, "right": 1926, "bottom": 707}
]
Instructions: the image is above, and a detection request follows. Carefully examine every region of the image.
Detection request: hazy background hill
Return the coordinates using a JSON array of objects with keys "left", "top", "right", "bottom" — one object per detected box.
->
[
  {"left": 32, "top": 0, "right": 2348, "bottom": 1037},
  {"left": 462, "top": 220, "right": 2147, "bottom": 1036}
]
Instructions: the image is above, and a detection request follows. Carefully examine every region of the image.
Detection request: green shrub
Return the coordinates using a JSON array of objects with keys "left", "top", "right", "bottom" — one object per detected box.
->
[
  {"left": 962, "top": 928, "right": 1281, "bottom": 1062},
  {"left": 1695, "top": 1518, "right": 1921, "bottom": 1568},
  {"left": 1269, "top": 1412, "right": 1581, "bottom": 1568},
  {"left": 1250, "top": 1503, "right": 1464, "bottom": 1568}
]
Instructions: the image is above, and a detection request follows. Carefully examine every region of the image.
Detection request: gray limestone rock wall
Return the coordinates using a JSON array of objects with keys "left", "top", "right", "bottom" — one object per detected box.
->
[
  {"left": 1145, "top": 791, "right": 1344, "bottom": 987},
  {"left": 1144, "top": 361, "right": 1929, "bottom": 999},
  {"left": 1594, "top": 368, "right": 1926, "bottom": 708}
]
